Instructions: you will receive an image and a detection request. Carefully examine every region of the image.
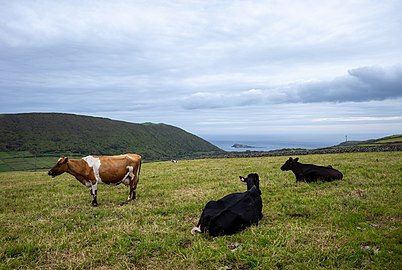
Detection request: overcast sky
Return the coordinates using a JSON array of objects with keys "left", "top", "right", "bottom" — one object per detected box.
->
[{"left": 1, "top": 0, "right": 402, "bottom": 142}]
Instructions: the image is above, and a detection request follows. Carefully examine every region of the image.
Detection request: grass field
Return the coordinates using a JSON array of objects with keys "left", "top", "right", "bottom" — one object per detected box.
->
[
  {"left": 0, "top": 152, "right": 84, "bottom": 172},
  {"left": 358, "top": 134, "right": 402, "bottom": 147},
  {"left": 1, "top": 152, "right": 401, "bottom": 269}
]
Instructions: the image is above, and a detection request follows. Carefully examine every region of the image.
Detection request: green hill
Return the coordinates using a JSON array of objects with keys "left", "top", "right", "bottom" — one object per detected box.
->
[
  {"left": 337, "top": 134, "right": 402, "bottom": 147},
  {"left": 0, "top": 113, "right": 222, "bottom": 161}
]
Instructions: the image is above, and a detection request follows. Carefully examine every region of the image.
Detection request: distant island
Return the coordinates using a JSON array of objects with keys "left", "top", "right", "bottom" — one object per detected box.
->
[{"left": 232, "top": 144, "right": 258, "bottom": 149}]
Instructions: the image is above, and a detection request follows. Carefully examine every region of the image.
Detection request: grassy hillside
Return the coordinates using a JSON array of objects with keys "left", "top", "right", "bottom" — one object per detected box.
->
[
  {"left": 0, "top": 113, "right": 222, "bottom": 161},
  {"left": 1, "top": 152, "right": 401, "bottom": 269},
  {"left": 337, "top": 134, "right": 402, "bottom": 147}
]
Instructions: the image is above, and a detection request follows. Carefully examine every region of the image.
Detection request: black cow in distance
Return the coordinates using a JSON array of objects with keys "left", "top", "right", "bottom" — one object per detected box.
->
[
  {"left": 191, "top": 173, "right": 263, "bottom": 237},
  {"left": 281, "top": 157, "right": 343, "bottom": 182}
]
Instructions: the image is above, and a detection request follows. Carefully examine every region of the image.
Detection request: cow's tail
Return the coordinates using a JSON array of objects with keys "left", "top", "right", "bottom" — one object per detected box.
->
[{"left": 191, "top": 211, "right": 205, "bottom": 235}]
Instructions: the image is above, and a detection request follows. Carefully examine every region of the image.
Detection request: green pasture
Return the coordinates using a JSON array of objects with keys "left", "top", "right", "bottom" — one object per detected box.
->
[
  {"left": 1, "top": 152, "right": 401, "bottom": 269},
  {"left": 359, "top": 134, "right": 402, "bottom": 147},
  {"left": 375, "top": 135, "right": 402, "bottom": 144},
  {"left": 0, "top": 152, "right": 84, "bottom": 172}
]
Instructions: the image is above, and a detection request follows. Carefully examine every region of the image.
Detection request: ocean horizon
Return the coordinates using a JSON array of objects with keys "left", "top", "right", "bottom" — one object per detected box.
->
[{"left": 201, "top": 133, "right": 387, "bottom": 152}]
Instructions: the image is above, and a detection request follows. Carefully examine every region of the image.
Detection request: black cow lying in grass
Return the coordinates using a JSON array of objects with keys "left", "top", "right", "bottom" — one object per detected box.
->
[
  {"left": 281, "top": 157, "right": 343, "bottom": 182},
  {"left": 191, "top": 173, "right": 263, "bottom": 237}
]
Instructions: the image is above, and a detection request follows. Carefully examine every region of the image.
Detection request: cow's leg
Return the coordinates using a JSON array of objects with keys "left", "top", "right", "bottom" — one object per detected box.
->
[
  {"left": 129, "top": 186, "right": 136, "bottom": 201},
  {"left": 90, "top": 184, "right": 98, "bottom": 207},
  {"left": 129, "top": 171, "right": 140, "bottom": 201},
  {"left": 118, "top": 188, "right": 136, "bottom": 206}
]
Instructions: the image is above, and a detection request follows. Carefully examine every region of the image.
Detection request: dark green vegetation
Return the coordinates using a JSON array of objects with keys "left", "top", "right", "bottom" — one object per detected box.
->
[
  {"left": 0, "top": 113, "right": 222, "bottom": 161},
  {"left": 1, "top": 152, "right": 401, "bottom": 269}
]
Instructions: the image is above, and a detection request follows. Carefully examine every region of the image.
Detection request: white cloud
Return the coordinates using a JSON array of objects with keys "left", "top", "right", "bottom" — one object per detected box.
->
[
  {"left": 312, "top": 116, "right": 402, "bottom": 122},
  {"left": 182, "top": 89, "right": 265, "bottom": 109}
]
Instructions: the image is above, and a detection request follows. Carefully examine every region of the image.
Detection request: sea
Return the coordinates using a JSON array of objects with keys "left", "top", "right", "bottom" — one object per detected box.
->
[{"left": 202, "top": 134, "right": 368, "bottom": 152}]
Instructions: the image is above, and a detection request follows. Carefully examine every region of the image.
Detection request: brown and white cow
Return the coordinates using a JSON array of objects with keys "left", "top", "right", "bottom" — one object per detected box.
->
[{"left": 48, "top": 154, "right": 141, "bottom": 206}]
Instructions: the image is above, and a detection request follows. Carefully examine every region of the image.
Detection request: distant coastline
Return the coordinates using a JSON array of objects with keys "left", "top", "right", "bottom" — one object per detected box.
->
[
  {"left": 205, "top": 133, "right": 401, "bottom": 153},
  {"left": 209, "top": 135, "right": 337, "bottom": 152},
  {"left": 206, "top": 134, "right": 402, "bottom": 158}
]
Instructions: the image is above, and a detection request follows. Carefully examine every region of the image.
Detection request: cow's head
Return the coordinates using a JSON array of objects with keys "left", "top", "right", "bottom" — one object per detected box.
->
[
  {"left": 280, "top": 157, "right": 299, "bottom": 171},
  {"left": 48, "top": 156, "right": 69, "bottom": 177},
  {"left": 239, "top": 173, "right": 260, "bottom": 194}
]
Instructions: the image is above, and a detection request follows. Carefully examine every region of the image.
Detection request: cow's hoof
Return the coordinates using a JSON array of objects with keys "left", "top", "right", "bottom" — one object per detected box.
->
[
  {"left": 119, "top": 200, "right": 131, "bottom": 206},
  {"left": 92, "top": 202, "right": 98, "bottom": 207},
  {"left": 191, "top": 226, "right": 202, "bottom": 235}
]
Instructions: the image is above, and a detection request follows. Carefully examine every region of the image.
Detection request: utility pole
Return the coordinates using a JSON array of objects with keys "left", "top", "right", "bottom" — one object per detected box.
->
[{"left": 345, "top": 135, "right": 348, "bottom": 142}]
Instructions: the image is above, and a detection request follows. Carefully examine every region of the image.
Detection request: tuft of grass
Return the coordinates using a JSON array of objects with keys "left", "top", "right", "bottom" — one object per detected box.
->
[{"left": 0, "top": 152, "right": 401, "bottom": 269}]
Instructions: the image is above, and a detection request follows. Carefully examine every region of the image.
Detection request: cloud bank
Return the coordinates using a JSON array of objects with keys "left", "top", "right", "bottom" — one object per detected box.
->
[{"left": 1, "top": 1, "right": 402, "bottom": 137}]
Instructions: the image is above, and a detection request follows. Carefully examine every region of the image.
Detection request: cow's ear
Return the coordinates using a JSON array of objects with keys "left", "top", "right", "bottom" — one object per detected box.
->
[
  {"left": 239, "top": 176, "right": 245, "bottom": 182},
  {"left": 289, "top": 157, "right": 293, "bottom": 161},
  {"left": 294, "top": 158, "right": 299, "bottom": 162},
  {"left": 62, "top": 157, "right": 69, "bottom": 164}
]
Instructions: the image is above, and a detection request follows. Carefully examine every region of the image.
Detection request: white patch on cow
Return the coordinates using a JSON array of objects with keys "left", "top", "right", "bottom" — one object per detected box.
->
[
  {"left": 91, "top": 183, "right": 97, "bottom": 194},
  {"left": 83, "top": 156, "right": 102, "bottom": 184},
  {"left": 191, "top": 226, "right": 202, "bottom": 235},
  {"left": 85, "top": 182, "right": 92, "bottom": 188},
  {"left": 57, "top": 157, "right": 62, "bottom": 162},
  {"left": 120, "top": 166, "right": 134, "bottom": 186}
]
